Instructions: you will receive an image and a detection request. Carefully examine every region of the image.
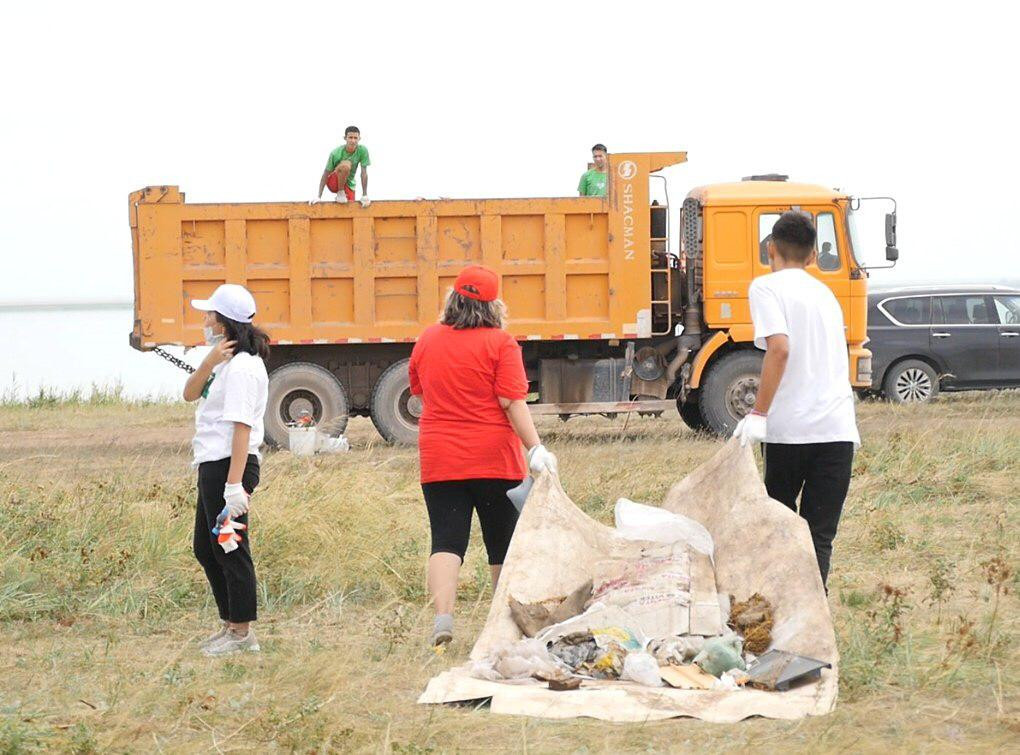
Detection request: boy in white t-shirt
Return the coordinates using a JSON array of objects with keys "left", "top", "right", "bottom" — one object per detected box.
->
[{"left": 733, "top": 211, "right": 859, "bottom": 587}]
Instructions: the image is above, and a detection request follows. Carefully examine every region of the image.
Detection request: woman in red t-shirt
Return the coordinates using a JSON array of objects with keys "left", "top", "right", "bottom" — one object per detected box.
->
[{"left": 409, "top": 265, "right": 557, "bottom": 646}]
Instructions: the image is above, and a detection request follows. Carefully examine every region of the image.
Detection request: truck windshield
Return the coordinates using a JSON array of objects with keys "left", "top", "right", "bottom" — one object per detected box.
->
[{"left": 846, "top": 207, "right": 866, "bottom": 268}]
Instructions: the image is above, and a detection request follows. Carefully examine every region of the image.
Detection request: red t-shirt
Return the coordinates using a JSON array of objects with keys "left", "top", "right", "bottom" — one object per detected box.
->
[{"left": 409, "top": 324, "right": 529, "bottom": 483}]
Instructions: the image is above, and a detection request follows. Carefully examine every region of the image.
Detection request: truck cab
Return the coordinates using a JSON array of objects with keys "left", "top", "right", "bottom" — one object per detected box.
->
[{"left": 672, "top": 177, "right": 875, "bottom": 433}]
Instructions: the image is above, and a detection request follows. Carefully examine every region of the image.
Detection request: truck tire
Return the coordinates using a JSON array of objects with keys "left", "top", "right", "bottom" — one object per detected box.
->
[
  {"left": 882, "top": 359, "right": 939, "bottom": 404},
  {"left": 677, "top": 392, "right": 709, "bottom": 432},
  {"left": 370, "top": 359, "right": 421, "bottom": 445},
  {"left": 698, "top": 351, "right": 764, "bottom": 436},
  {"left": 266, "top": 363, "right": 348, "bottom": 448}
]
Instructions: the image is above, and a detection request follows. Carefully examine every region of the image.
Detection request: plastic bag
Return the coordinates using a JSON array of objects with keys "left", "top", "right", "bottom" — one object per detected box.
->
[
  {"left": 468, "top": 639, "right": 564, "bottom": 681},
  {"left": 620, "top": 651, "right": 663, "bottom": 687},
  {"left": 549, "top": 637, "right": 598, "bottom": 670},
  {"left": 591, "top": 626, "right": 645, "bottom": 652},
  {"left": 694, "top": 634, "right": 746, "bottom": 677},
  {"left": 711, "top": 670, "right": 741, "bottom": 691},
  {"left": 506, "top": 477, "right": 533, "bottom": 512},
  {"left": 591, "top": 645, "right": 624, "bottom": 678},
  {"left": 316, "top": 434, "right": 350, "bottom": 454},
  {"left": 649, "top": 635, "right": 706, "bottom": 665},
  {"left": 613, "top": 498, "right": 715, "bottom": 557},
  {"left": 468, "top": 659, "right": 503, "bottom": 681}
]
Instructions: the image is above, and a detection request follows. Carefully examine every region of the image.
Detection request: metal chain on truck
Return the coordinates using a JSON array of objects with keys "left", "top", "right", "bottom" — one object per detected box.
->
[{"left": 153, "top": 346, "right": 196, "bottom": 374}]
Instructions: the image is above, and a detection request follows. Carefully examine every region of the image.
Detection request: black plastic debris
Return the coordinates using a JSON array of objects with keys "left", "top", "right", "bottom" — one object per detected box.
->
[{"left": 745, "top": 650, "right": 831, "bottom": 691}]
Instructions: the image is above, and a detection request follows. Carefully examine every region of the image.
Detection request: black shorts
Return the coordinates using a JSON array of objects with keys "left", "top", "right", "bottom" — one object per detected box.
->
[{"left": 422, "top": 478, "right": 522, "bottom": 565}]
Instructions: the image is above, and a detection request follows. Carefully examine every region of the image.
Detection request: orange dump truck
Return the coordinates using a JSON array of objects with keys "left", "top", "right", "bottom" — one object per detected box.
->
[{"left": 129, "top": 151, "right": 898, "bottom": 445}]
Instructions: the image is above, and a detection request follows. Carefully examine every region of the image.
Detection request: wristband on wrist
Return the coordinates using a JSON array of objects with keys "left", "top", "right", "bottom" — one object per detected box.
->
[{"left": 749, "top": 410, "right": 767, "bottom": 417}]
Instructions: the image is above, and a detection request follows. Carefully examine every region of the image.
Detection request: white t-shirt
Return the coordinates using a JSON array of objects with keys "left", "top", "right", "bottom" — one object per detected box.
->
[
  {"left": 748, "top": 268, "right": 860, "bottom": 446},
  {"left": 192, "top": 352, "right": 269, "bottom": 465}
]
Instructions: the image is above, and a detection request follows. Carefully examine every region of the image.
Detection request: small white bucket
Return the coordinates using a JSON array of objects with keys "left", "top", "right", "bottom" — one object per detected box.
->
[{"left": 288, "top": 426, "right": 318, "bottom": 457}]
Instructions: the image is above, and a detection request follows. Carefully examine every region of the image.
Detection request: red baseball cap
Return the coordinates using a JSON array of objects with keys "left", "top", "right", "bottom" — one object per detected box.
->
[{"left": 454, "top": 265, "right": 499, "bottom": 302}]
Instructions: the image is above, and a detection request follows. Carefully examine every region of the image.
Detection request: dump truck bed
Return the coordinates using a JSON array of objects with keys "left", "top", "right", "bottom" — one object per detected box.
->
[{"left": 129, "top": 153, "right": 686, "bottom": 349}]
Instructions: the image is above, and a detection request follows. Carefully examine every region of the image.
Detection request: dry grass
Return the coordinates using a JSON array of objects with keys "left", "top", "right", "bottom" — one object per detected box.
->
[{"left": 1, "top": 391, "right": 1018, "bottom": 752}]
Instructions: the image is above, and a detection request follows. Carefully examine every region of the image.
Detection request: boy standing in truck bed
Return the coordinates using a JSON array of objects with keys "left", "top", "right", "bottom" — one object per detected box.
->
[
  {"left": 577, "top": 143, "right": 608, "bottom": 197},
  {"left": 733, "top": 210, "right": 860, "bottom": 587}
]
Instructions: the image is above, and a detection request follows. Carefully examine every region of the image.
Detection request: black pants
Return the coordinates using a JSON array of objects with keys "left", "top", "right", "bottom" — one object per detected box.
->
[
  {"left": 763, "top": 442, "right": 854, "bottom": 586},
  {"left": 193, "top": 455, "right": 260, "bottom": 623},
  {"left": 422, "top": 479, "right": 521, "bottom": 565}
]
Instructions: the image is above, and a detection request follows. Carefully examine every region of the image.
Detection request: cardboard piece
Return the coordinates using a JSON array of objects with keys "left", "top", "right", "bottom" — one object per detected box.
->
[{"left": 659, "top": 664, "right": 717, "bottom": 690}]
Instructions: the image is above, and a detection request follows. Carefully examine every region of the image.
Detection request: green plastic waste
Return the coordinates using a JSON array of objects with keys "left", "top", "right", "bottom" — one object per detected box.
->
[{"left": 693, "top": 634, "right": 746, "bottom": 677}]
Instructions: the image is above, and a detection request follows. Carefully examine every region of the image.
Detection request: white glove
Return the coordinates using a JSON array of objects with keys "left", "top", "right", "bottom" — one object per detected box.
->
[
  {"left": 309, "top": 196, "right": 320, "bottom": 205},
  {"left": 335, "top": 192, "right": 348, "bottom": 204},
  {"left": 527, "top": 444, "right": 558, "bottom": 476},
  {"left": 359, "top": 196, "right": 371, "bottom": 208},
  {"left": 733, "top": 413, "right": 767, "bottom": 447},
  {"left": 222, "top": 482, "right": 250, "bottom": 518}
]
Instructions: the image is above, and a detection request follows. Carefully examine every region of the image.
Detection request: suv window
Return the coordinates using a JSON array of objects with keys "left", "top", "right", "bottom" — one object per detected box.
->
[
  {"left": 934, "top": 295, "right": 994, "bottom": 325},
  {"left": 815, "top": 213, "right": 841, "bottom": 271},
  {"left": 882, "top": 296, "right": 930, "bottom": 325},
  {"left": 993, "top": 295, "right": 1020, "bottom": 325},
  {"left": 758, "top": 214, "right": 781, "bottom": 265}
]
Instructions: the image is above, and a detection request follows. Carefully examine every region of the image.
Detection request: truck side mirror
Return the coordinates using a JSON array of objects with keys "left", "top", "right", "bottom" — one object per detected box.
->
[{"left": 885, "top": 212, "right": 899, "bottom": 262}]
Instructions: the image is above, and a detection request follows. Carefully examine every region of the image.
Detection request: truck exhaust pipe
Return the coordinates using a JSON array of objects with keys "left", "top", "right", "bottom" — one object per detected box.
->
[{"left": 665, "top": 298, "right": 703, "bottom": 385}]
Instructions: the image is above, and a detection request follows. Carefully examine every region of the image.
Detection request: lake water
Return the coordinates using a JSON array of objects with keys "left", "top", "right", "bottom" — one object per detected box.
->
[{"left": 0, "top": 305, "right": 208, "bottom": 401}]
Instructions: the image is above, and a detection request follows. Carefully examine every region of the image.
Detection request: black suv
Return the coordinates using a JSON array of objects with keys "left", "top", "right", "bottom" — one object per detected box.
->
[{"left": 867, "top": 286, "right": 1020, "bottom": 402}]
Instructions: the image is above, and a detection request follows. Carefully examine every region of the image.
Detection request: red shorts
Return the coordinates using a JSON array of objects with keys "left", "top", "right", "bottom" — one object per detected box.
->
[{"left": 326, "top": 172, "right": 356, "bottom": 201}]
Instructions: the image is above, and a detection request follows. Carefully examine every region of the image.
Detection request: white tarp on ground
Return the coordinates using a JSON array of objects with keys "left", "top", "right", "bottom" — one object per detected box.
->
[{"left": 418, "top": 439, "right": 838, "bottom": 722}]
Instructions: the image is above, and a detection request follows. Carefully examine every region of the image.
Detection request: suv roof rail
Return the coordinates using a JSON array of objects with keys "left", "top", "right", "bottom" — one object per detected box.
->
[{"left": 871, "top": 284, "right": 1018, "bottom": 296}]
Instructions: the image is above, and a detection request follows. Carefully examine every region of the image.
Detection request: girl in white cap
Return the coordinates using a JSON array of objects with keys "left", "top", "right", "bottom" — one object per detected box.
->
[{"left": 184, "top": 284, "right": 270, "bottom": 656}]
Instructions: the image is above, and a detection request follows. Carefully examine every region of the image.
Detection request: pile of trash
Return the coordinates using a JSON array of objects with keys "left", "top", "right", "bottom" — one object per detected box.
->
[
  {"left": 420, "top": 439, "right": 839, "bottom": 722},
  {"left": 468, "top": 499, "right": 829, "bottom": 693}
]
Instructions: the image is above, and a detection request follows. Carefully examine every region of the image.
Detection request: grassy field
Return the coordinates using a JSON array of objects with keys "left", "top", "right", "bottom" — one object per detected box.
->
[{"left": 1, "top": 392, "right": 1017, "bottom": 752}]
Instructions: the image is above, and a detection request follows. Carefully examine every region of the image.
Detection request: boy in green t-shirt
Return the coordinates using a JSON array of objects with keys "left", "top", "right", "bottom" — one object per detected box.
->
[
  {"left": 317, "top": 125, "right": 371, "bottom": 206},
  {"left": 577, "top": 143, "right": 608, "bottom": 197}
]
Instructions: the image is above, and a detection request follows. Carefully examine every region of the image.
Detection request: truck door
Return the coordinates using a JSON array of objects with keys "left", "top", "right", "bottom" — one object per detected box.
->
[
  {"left": 992, "top": 293, "right": 1020, "bottom": 385},
  {"left": 930, "top": 295, "right": 1000, "bottom": 385}
]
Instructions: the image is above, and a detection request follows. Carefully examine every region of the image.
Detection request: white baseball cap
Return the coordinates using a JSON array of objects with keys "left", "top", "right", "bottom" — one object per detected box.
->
[{"left": 190, "top": 284, "right": 257, "bottom": 323}]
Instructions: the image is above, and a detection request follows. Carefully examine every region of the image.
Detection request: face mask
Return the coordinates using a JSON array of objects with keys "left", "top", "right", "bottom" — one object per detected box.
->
[{"left": 204, "top": 326, "right": 224, "bottom": 346}]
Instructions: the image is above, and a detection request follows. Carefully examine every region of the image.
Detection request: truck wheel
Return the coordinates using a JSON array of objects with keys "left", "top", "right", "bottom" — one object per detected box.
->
[
  {"left": 677, "top": 392, "right": 709, "bottom": 432},
  {"left": 265, "top": 363, "right": 348, "bottom": 448},
  {"left": 883, "top": 359, "right": 939, "bottom": 404},
  {"left": 370, "top": 359, "right": 421, "bottom": 445},
  {"left": 698, "top": 351, "right": 764, "bottom": 436}
]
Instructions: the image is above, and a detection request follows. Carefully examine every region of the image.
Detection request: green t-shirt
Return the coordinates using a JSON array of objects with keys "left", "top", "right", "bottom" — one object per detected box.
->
[
  {"left": 325, "top": 144, "right": 371, "bottom": 189},
  {"left": 578, "top": 169, "right": 607, "bottom": 197}
]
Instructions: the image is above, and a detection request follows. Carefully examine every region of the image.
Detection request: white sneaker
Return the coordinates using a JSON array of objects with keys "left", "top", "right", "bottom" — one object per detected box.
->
[
  {"left": 202, "top": 629, "right": 260, "bottom": 657},
  {"left": 335, "top": 193, "right": 348, "bottom": 204},
  {"left": 199, "top": 623, "right": 229, "bottom": 649}
]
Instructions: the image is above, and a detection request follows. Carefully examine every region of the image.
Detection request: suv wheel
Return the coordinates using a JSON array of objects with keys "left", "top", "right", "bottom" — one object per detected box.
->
[{"left": 883, "top": 359, "right": 939, "bottom": 404}]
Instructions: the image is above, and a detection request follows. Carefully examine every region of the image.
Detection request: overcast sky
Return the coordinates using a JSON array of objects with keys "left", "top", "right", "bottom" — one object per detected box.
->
[{"left": 2, "top": 1, "right": 1017, "bottom": 304}]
